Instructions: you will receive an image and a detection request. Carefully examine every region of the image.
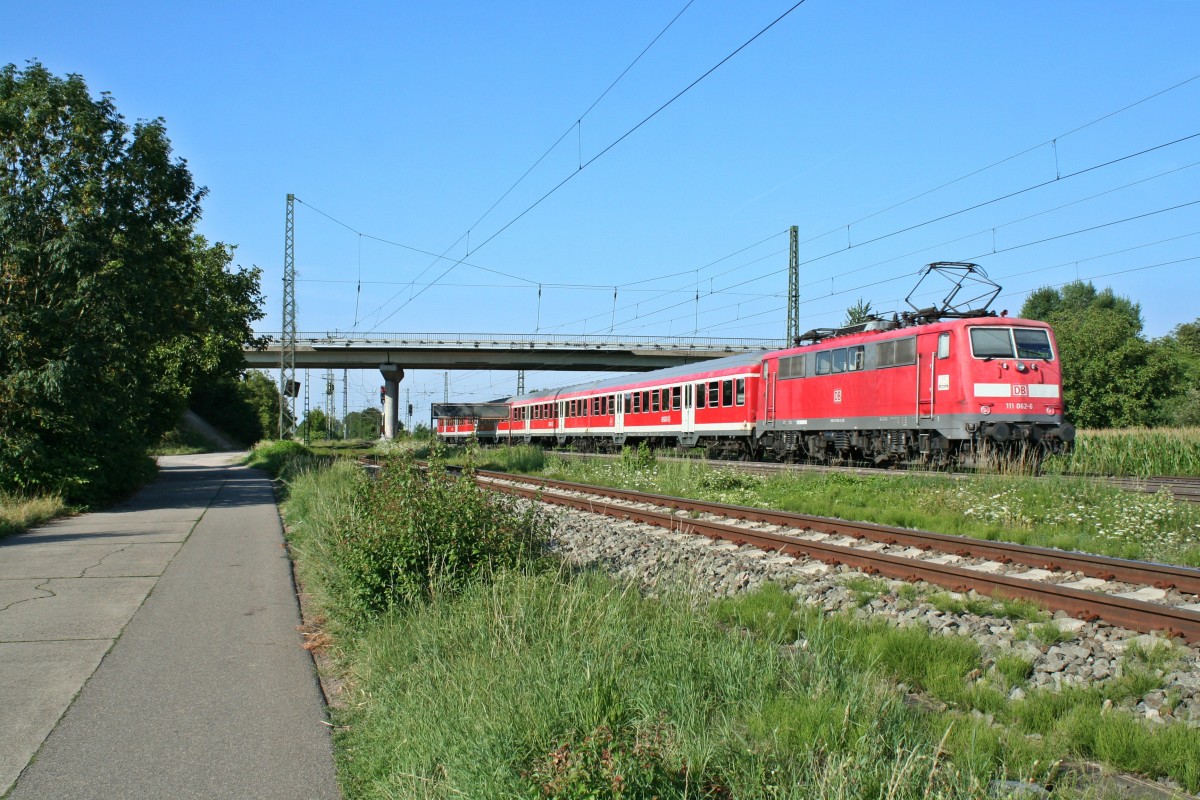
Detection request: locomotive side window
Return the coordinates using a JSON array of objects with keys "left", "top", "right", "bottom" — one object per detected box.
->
[
  {"left": 831, "top": 348, "right": 848, "bottom": 374},
  {"left": 970, "top": 327, "right": 1013, "bottom": 358},
  {"left": 735, "top": 378, "right": 745, "bottom": 405},
  {"left": 875, "top": 341, "right": 895, "bottom": 368},
  {"left": 708, "top": 382, "right": 719, "bottom": 406},
  {"left": 778, "top": 355, "right": 805, "bottom": 379},
  {"left": 937, "top": 333, "right": 950, "bottom": 359},
  {"left": 894, "top": 337, "right": 917, "bottom": 365},
  {"left": 722, "top": 379, "right": 733, "bottom": 406},
  {"left": 671, "top": 386, "right": 681, "bottom": 410},
  {"left": 816, "top": 351, "right": 832, "bottom": 375},
  {"left": 848, "top": 346, "right": 864, "bottom": 371},
  {"left": 1015, "top": 328, "right": 1054, "bottom": 360},
  {"left": 697, "top": 383, "right": 706, "bottom": 408}
]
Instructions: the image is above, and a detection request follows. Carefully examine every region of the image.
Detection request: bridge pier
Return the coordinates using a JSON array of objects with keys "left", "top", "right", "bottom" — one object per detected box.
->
[{"left": 379, "top": 364, "right": 404, "bottom": 439}]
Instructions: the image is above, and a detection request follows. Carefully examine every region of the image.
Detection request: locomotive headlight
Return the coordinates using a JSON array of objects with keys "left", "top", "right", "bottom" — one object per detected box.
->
[
  {"left": 1016, "top": 361, "right": 1028, "bottom": 373},
  {"left": 981, "top": 404, "right": 992, "bottom": 416},
  {"left": 1046, "top": 406, "right": 1056, "bottom": 415}
]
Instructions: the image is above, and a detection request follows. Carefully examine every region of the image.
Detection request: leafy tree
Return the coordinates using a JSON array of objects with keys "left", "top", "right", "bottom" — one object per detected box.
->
[
  {"left": 189, "top": 370, "right": 284, "bottom": 446},
  {"left": 1159, "top": 318, "right": 1200, "bottom": 426},
  {"left": 1020, "top": 281, "right": 1186, "bottom": 428},
  {"left": 0, "top": 62, "right": 262, "bottom": 503},
  {"left": 344, "top": 408, "right": 383, "bottom": 440},
  {"left": 843, "top": 297, "right": 874, "bottom": 326},
  {"left": 300, "top": 408, "right": 330, "bottom": 441}
]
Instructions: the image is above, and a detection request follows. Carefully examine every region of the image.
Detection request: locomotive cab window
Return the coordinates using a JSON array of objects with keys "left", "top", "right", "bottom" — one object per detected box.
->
[
  {"left": 1015, "top": 328, "right": 1054, "bottom": 360},
  {"left": 937, "top": 333, "right": 950, "bottom": 359},
  {"left": 970, "top": 327, "right": 1013, "bottom": 359}
]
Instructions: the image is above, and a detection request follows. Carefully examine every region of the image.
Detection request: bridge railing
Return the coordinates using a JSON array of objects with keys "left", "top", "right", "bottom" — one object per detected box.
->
[{"left": 254, "top": 332, "right": 786, "bottom": 352}]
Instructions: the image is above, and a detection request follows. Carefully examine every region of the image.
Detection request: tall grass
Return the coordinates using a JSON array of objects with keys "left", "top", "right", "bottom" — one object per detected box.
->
[
  {"left": 1045, "top": 426, "right": 1200, "bottom": 477},
  {"left": 336, "top": 571, "right": 994, "bottom": 799},
  {"left": 0, "top": 491, "right": 66, "bottom": 540}
]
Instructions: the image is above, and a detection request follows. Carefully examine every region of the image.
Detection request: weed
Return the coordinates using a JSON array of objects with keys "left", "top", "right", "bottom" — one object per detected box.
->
[
  {"left": 993, "top": 654, "right": 1034, "bottom": 687},
  {"left": 0, "top": 491, "right": 66, "bottom": 540},
  {"left": 1029, "top": 621, "right": 1072, "bottom": 647}
]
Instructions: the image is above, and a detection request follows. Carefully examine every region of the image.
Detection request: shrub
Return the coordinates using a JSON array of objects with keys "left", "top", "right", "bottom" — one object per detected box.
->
[{"left": 331, "top": 449, "right": 548, "bottom": 619}]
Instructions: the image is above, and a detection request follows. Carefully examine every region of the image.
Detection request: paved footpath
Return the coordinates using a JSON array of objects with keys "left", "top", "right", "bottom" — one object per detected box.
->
[{"left": 0, "top": 453, "right": 341, "bottom": 799}]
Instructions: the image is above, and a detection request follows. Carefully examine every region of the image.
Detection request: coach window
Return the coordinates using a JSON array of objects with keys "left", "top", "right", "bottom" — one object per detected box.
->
[
  {"left": 816, "top": 350, "right": 832, "bottom": 375},
  {"left": 685, "top": 385, "right": 692, "bottom": 408},
  {"left": 937, "top": 332, "right": 950, "bottom": 359},
  {"left": 696, "top": 383, "right": 707, "bottom": 409},
  {"left": 610, "top": 395, "right": 616, "bottom": 414},
  {"left": 735, "top": 378, "right": 745, "bottom": 405},
  {"left": 651, "top": 391, "right": 660, "bottom": 413},
  {"left": 671, "top": 386, "right": 681, "bottom": 410},
  {"left": 708, "top": 382, "right": 719, "bottom": 406},
  {"left": 721, "top": 379, "right": 733, "bottom": 407}
]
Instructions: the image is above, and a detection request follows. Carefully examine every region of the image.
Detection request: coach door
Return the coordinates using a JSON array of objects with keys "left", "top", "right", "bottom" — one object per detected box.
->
[{"left": 682, "top": 384, "right": 695, "bottom": 437}]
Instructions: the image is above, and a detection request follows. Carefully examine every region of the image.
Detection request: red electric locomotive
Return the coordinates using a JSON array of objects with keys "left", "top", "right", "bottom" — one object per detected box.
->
[{"left": 435, "top": 264, "right": 1075, "bottom": 464}]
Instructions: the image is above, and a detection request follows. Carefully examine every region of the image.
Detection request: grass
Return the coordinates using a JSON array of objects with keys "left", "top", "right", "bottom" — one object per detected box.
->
[
  {"left": 280, "top": 454, "right": 1200, "bottom": 797},
  {"left": 522, "top": 450, "right": 1200, "bottom": 567},
  {"left": 151, "top": 423, "right": 218, "bottom": 455},
  {"left": 1044, "top": 426, "right": 1200, "bottom": 477},
  {"left": 0, "top": 491, "right": 67, "bottom": 540},
  {"left": 717, "top": 584, "right": 1200, "bottom": 793}
]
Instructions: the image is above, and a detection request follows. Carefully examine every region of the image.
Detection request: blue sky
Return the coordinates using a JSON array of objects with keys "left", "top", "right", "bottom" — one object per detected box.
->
[{"left": 7, "top": 1, "right": 1199, "bottom": 422}]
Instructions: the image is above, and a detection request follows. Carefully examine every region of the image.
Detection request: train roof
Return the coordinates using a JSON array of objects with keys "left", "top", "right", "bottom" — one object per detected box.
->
[{"left": 509, "top": 349, "right": 769, "bottom": 403}]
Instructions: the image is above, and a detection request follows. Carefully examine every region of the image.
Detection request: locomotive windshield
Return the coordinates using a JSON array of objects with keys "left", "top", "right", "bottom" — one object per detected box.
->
[{"left": 969, "top": 326, "right": 1054, "bottom": 360}]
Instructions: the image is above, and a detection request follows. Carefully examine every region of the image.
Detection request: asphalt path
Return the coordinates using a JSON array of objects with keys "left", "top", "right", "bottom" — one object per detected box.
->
[{"left": 0, "top": 452, "right": 340, "bottom": 799}]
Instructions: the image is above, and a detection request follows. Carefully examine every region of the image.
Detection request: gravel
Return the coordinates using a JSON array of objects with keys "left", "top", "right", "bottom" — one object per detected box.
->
[{"left": 544, "top": 504, "right": 1200, "bottom": 726}]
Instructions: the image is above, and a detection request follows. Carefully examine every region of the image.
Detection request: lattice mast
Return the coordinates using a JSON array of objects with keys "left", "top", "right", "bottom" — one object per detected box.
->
[
  {"left": 278, "top": 193, "right": 297, "bottom": 438},
  {"left": 786, "top": 225, "right": 799, "bottom": 347},
  {"left": 324, "top": 369, "right": 335, "bottom": 438}
]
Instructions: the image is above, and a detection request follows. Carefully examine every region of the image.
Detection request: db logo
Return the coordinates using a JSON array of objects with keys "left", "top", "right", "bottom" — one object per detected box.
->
[
  {"left": 833, "top": 389, "right": 843, "bottom": 404},
  {"left": 1012, "top": 385, "right": 1029, "bottom": 396}
]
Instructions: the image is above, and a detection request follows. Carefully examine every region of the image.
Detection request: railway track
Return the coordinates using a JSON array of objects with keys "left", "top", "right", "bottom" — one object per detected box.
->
[
  {"left": 463, "top": 467, "right": 1200, "bottom": 643},
  {"left": 544, "top": 449, "right": 1200, "bottom": 504}
]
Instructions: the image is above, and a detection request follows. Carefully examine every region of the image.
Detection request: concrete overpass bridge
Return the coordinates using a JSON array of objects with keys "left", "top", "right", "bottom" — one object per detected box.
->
[{"left": 243, "top": 332, "right": 785, "bottom": 437}]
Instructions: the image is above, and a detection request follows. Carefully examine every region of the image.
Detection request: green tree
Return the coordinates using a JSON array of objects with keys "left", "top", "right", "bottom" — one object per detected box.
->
[
  {"left": 344, "top": 408, "right": 383, "bottom": 440},
  {"left": 0, "top": 62, "right": 262, "bottom": 503},
  {"left": 1020, "top": 281, "right": 1186, "bottom": 428},
  {"left": 300, "top": 408, "right": 330, "bottom": 441},
  {"left": 1159, "top": 318, "right": 1200, "bottom": 426},
  {"left": 843, "top": 297, "right": 874, "bottom": 326}
]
